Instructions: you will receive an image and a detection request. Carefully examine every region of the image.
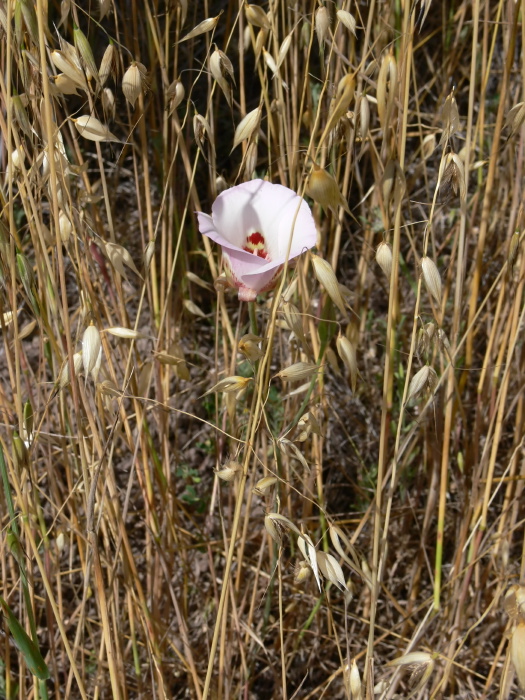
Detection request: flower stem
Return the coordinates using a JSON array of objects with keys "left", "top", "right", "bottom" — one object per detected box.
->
[{"left": 248, "top": 300, "right": 258, "bottom": 336}]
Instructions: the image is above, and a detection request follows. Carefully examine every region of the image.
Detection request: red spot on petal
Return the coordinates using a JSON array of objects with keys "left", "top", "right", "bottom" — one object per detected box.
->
[
  {"left": 248, "top": 231, "right": 265, "bottom": 246},
  {"left": 243, "top": 231, "right": 270, "bottom": 260}
]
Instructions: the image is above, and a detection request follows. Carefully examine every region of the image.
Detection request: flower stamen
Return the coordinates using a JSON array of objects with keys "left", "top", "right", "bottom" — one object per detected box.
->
[{"left": 243, "top": 231, "right": 270, "bottom": 259}]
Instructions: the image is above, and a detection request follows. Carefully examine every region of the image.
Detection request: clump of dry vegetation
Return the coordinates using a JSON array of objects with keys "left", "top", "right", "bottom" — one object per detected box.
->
[{"left": 1, "top": 0, "right": 524, "bottom": 698}]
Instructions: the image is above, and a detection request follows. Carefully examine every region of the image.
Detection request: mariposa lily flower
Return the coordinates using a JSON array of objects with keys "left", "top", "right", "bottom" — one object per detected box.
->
[{"left": 197, "top": 179, "right": 317, "bottom": 301}]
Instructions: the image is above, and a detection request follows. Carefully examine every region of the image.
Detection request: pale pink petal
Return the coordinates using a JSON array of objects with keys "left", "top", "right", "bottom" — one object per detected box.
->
[{"left": 198, "top": 179, "right": 317, "bottom": 300}]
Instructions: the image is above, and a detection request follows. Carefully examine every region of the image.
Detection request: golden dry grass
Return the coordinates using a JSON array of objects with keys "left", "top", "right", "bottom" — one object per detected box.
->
[{"left": 0, "top": 0, "right": 524, "bottom": 698}]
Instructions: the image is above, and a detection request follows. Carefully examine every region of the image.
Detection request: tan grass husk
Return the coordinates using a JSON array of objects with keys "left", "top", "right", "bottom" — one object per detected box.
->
[
  {"left": 179, "top": 12, "right": 223, "bottom": 42},
  {"left": 336, "top": 334, "right": 358, "bottom": 392},
  {"left": 245, "top": 3, "right": 270, "bottom": 29},
  {"left": 421, "top": 256, "right": 442, "bottom": 304},
  {"left": 210, "top": 47, "right": 235, "bottom": 108},
  {"left": 253, "top": 476, "right": 277, "bottom": 495},
  {"left": 275, "top": 362, "right": 318, "bottom": 382},
  {"left": 311, "top": 254, "right": 349, "bottom": 318},
  {"left": 315, "top": 6, "right": 330, "bottom": 46},
  {"left": 99, "top": 44, "right": 116, "bottom": 86},
  {"left": 440, "top": 91, "right": 460, "bottom": 145},
  {"left": 73, "top": 24, "right": 99, "bottom": 83},
  {"left": 73, "top": 115, "right": 120, "bottom": 143},
  {"left": 306, "top": 165, "right": 350, "bottom": 214},
  {"left": 376, "top": 241, "right": 393, "bottom": 280},
  {"left": 349, "top": 659, "right": 361, "bottom": 699},
  {"left": 232, "top": 106, "right": 261, "bottom": 150},
  {"left": 337, "top": 10, "right": 357, "bottom": 36},
  {"left": 122, "top": 63, "right": 146, "bottom": 107},
  {"left": 82, "top": 324, "right": 101, "bottom": 376}
]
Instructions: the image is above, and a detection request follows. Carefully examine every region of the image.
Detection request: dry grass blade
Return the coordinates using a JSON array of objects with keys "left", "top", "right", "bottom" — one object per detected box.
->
[{"left": 2, "top": 2, "right": 524, "bottom": 699}]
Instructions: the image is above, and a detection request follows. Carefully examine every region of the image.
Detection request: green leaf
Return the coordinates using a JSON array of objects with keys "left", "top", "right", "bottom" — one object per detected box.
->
[{"left": 0, "top": 597, "right": 50, "bottom": 680}]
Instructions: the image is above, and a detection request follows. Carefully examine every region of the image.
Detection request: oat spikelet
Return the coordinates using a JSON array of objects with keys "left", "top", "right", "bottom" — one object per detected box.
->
[
  {"left": 337, "top": 10, "right": 357, "bottom": 36},
  {"left": 73, "top": 23, "right": 99, "bottom": 83},
  {"left": 349, "top": 659, "right": 361, "bottom": 699},
  {"left": 277, "top": 33, "right": 292, "bottom": 68},
  {"left": 311, "top": 254, "right": 349, "bottom": 318},
  {"left": 99, "top": 44, "right": 116, "bottom": 87},
  {"left": 377, "top": 53, "right": 397, "bottom": 130},
  {"left": 179, "top": 11, "right": 223, "bottom": 42},
  {"left": 421, "top": 256, "right": 442, "bottom": 304},
  {"left": 238, "top": 333, "right": 264, "bottom": 362},
  {"left": 210, "top": 47, "right": 235, "bottom": 108},
  {"left": 215, "top": 460, "right": 241, "bottom": 482},
  {"left": 336, "top": 334, "right": 358, "bottom": 392},
  {"left": 122, "top": 62, "right": 147, "bottom": 108},
  {"left": 166, "top": 79, "right": 185, "bottom": 115},
  {"left": 376, "top": 241, "right": 393, "bottom": 280},
  {"left": 202, "top": 375, "right": 252, "bottom": 396},
  {"left": 440, "top": 90, "right": 460, "bottom": 145},
  {"left": 275, "top": 362, "right": 318, "bottom": 382},
  {"left": 244, "top": 3, "right": 270, "bottom": 29},
  {"left": 407, "top": 365, "right": 437, "bottom": 401},
  {"left": 82, "top": 324, "right": 101, "bottom": 376},
  {"left": 73, "top": 115, "right": 120, "bottom": 143},
  {"left": 512, "top": 624, "right": 525, "bottom": 690},
  {"left": 306, "top": 165, "right": 350, "bottom": 214},
  {"left": 253, "top": 476, "right": 277, "bottom": 495},
  {"left": 315, "top": 6, "right": 330, "bottom": 46},
  {"left": 232, "top": 106, "right": 262, "bottom": 150},
  {"left": 58, "top": 210, "right": 72, "bottom": 242}
]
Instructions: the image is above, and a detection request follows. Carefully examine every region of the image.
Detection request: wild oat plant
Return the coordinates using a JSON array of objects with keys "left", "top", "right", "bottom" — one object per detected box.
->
[{"left": 0, "top": 0, "right": 524, "bottom": 698}]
